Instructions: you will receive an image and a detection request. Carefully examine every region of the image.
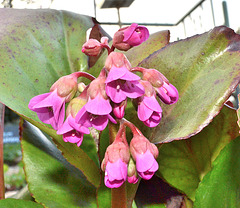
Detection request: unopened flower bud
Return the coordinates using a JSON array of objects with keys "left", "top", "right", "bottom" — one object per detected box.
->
[
  {"left": 113, "top": 23, "right": 149, "bottom": 51},
  {"left": 142, "top": 68, "right": 168, "bottom": 88},
  {"left": 104, "top": 52, "right": 131, "bottom": 71},
  {"left": 82, "top": 39, "right": 102, "bottom": 56},
  {"left": 113, "top": 99, "right": 127, "bottom": 119},
  {"left": 50, "top": 73, "right": 78, "bottom": 102},
  {"left": 130, "top": 135, "right": 159, "bottom": 180},
  {"left": 101, "top": 140, "right": 130, "bottom": 188},
  {"left": 127, "top": 158, "right": 138, "bottom": 184}
]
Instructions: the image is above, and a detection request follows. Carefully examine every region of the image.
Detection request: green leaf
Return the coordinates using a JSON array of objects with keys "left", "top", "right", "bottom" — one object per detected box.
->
[
  {"left": 194, "top": 136, "right": 240, "bottom": 208},
  {"left": 0, "top": 199, "right": 43, "bottom": 208},
  {"left": 0, "top": 9, "right": 101, "bottom": 187},
  {"left": 139, "top": 26, "right": 240, "bottom": 143},
  {"left": 156, "top": 107, "right": 239, "bottom": 200},
  {"left": 21, "top": 122, "right": 97, "bottom": 208}
]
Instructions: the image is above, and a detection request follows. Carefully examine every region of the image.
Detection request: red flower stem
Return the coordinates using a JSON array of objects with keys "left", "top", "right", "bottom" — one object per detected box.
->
[
  {"left": 102, "top": 45, "right": 112, "bottom": 55},
  {"left": 130, "top": 67, "right": 145, "bottom": 73},
  {"left": 72, "top": 71, "right": 96, "bottom": 81},
  {"left": 0, "top": 103, "right": 5, "bottom": 199},
  {"left": 120, "top": 118, "right": 143, "bottom": 137},
  {"left": 108, "top": 122, "right": 127, "bottom": 207},
  {"left": 111, "top": 182, "right": 127, "bottom": 208}
]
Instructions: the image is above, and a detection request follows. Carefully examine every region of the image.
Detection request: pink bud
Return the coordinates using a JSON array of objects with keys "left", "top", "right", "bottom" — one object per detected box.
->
[
  {"left": 113, "top": 100, "right": 127, "bottom": 119},
  {"left": 50, "top": 73, "right": 78, "bottom": 102},
  {"left": 127, "top": 158, "right": 139, "bottom": 184},
  {"left": 104, "top": 52, "right": 131, "bottom": 71},
  {"left": 101, "top": 141, "right": 130, "bottom": 188},
  {"left": 156, "top": 82, "right": 179, "bottom": 105},
  {"left": 82, "top": 39, "right": 102, "bottom": 56},
  {"left": 113, "top": 23, "right": 149, "bottom": 51},
  {"left": 130, "top": 135, "right": 159, "bottom": 180}
]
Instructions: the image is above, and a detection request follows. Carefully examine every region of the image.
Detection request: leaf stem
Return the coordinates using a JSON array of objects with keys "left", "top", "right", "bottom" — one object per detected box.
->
[{"left": 0, "top": 103, "right": 5, "bottom": 199}]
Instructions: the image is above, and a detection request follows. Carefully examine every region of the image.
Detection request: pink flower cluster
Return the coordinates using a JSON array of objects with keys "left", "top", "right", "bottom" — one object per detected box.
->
[{"left": 28, "top": 23, "right": 179, "bottom": 188}]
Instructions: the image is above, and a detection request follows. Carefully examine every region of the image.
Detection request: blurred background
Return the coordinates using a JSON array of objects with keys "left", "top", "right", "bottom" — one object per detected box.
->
[
  {"left": 1, "top": 0, "right": 240, "bottom": 39},
  {"left": 1, "top": 0, "right": 239, "bottom": 198}
]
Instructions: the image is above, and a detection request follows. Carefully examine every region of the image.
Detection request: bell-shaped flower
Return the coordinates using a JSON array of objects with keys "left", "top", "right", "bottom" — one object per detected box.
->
[
  {"left": 130, "top": 135, "right": 159, "bottom": 180},
  {"left": 101, "top": 140, "right": 130, "bottom": 188},
  {"left": 113, "top": 23, "right": 149, "bottom": 51},
  {"left": 141, "top": 68, "right": 179, "bottom": 105},
  {"left": 57, "top": 96, "right": 89, "bottom": 147},
  {"left": 156, "top": 81, "right": 179, "bottom": 105},
  {"left": 75, "top": 74, "right": 116, "bottom": 131},
  {"left": 28, "top": 89, "right": 65, "bottom": 130},
  {"left": 28, "top": 73, "right": 79, "bottom": 130},
  {"left": 137, "top": 81, "right": 162, "bottom": 127},
  {"left": 105, "top": 53, "right": 144, "bottom": 103}
]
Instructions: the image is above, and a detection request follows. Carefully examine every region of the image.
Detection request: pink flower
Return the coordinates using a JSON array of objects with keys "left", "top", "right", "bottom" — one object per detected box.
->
[
  {"left": 130, "top": 135, "right": 159, "bottom": 180},
  {"left": 57, "top": 115, "right": 90, "bottom": 147},
  {"left": 141, "top": 68, "right": 179, "bottom": 105},
  {"left": 135, "top": 150, "right": 159, "bottom": 180},
  {"left": 137, "top": 80, "right": 162, "bottom": 127},
  {"left": 105, "top": 66, "right": 145, "bottom": 103},
  {"left": 75, "top": 104, "right": 116, "bottom": 131},
  {"left": 28, "top": 89, "right": 65, "bottom": 130},
  {"left": 101, "top": 141, "right": 130, "bottom": 188},
  {"left": 104, "top": 159, "right": 128, "bottom": 188},
  {"left": 113, "top": 23, "right": 149, "bottom": 51},
  {"left": 138, "top": 95, "right": 162, "bottom": 127},
  {"left": 127, "top": 158, "right": 139, "bottom": 184},
  {"left": 156, "top": 82, "right": 179, "bottom": 105}
]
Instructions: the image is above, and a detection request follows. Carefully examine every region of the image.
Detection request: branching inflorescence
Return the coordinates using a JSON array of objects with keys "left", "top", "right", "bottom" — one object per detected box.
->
[{"left": 28, "top": 23, "right": 179, "bottom": 188}]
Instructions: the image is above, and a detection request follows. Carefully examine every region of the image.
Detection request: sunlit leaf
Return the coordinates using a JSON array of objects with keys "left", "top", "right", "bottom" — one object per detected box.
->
[{"left": 139, "top": 26, "right": 240, "bottom": 143}]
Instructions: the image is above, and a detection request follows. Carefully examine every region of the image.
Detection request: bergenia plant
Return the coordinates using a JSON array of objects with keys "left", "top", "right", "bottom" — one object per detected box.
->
[{"left": 0, "top": 9, "right": 240, "bottom": 208}]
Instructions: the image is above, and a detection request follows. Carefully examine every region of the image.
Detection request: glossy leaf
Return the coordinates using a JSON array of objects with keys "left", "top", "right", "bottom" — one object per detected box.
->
[
  {"left": 194, "top": 136, "right": 240, "bottom": 208},
  {"left": 156, "top": 107, "right": 239, "bottom": 200},
  {"left": 0, "top": 9, "right": 101, "bottom": 187},
  {"left": 0, "top": 199, "right": 43, "bottom": 208},
  {"left": 21, "top": 123, "right": 97, "bottom": 208},
  {"left": 139, "top": 26, "right": 240, "bottom": 143}
]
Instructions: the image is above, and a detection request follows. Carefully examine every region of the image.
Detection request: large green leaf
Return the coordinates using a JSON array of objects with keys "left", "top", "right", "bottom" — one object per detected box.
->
[
  {"left": 194, "top": 136, "right": 240, "bottom": 208},
  {"left": 139, "top": 26, "right": 240, "bottom": 143},
  {"left": 0, "top": 9, "right": 100, "bottom": 187},
  {"left": 0, "top": 199, "right": 43, "bottom": 208},
  {"left": 21, "top": 122, "right": 97, "bottom": 208},
  {"left": 156, "top": 107, "right": 239, "bottom": 200}
]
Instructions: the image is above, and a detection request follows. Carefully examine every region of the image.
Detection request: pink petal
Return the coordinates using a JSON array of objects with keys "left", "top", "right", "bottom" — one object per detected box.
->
[
  {"left": 138, "top": 101, "right": 154, "bottom": 121},
  {"left": 106, "top": 159, "right": 128, "bottom": 181},
  {"left": 123, "top": 23, "right": 138, "bottom": 42},
  {"left": 85, "top": 94, "right": 112, "bottom": 115},
  {"left": 68, "top": 116, "right": 90, "bottom": 134},
  {"left": 62, "top": 130, "right": 83, "bottom": 147},
  {"left": 91, "top": 115, "right": 109, "bottom": 131},
  {"left": 105, "top": 66, "right": 129, "bottom": 83},
  {"left": 106, "top": 81, "right": 127, "bottom": 103},
  {"left": 122, "top": 81, "right": 145, "bottom": 99},
  {"left": 28, "top": 92, "right": 51, "bottom": 110},
  {"left": 75, "top": 106, "right": 92, "bottom": 128},
  {"left": 143, "top": 111, "right": 162, "bottom": 128},
  {"left": 143, "top": 96, "right": 162, "bottom": 112},
  {"left": 57, "top": 116, "right": 74, "bottom": 135},
  {"left": 135, "top": 150, "right": 158, "bottom": 172}
]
